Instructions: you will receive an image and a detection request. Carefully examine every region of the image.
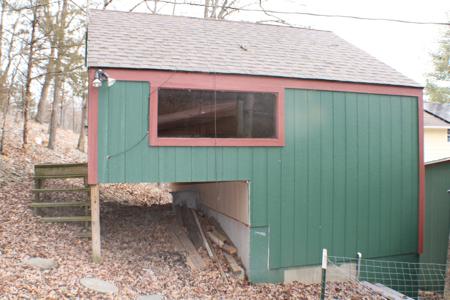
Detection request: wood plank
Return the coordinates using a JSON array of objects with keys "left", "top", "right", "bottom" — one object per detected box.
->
[
  {"left": 32, "top": 187, "right": 90, "bottom": 193},
  {"left": 180, "top": 206, "right": 202, "bottom": 249},
  {"left": 34, "top": 163, "right": 87, "bottom": 177},
  {"left": 33, "top": 174, "right": 87, "bottom": 179},
  {"left": 206, "top": 231, "right": 237, "bottom": 254},
  {"left": 30, "top": 201, "right": 90, "bottom": 208},
  {"left": 169, "top": 224, "right": 206, "bottom": 270},
  {"left": 221, "top": 243, "right": 237, "bottom": 255},
  {"left": 374, "top": 283, "right": 414, "bottom": 300},
  {"left": 35, "top": 163, "right": 87, "bottom": 168},
  {"left": 191, "top": 209, "right": 213, "bottom": 258},
  {"left": 40, "top": 216, "right": 91, "bottom": 222},
  {"left": 210, "top": 228, "right": 228, "bottom": 244},
  {"left": 90, "top": 184, "right": 101, "bottom": 263},
  {"left": 224, "top": 253, "right": 245, "bottom": 280},
  {"left": 207, "top": 231, "right": 225, "bottom": 247},
  {"left": 360, "top": 281, "right": 411, "bottom": 300}
]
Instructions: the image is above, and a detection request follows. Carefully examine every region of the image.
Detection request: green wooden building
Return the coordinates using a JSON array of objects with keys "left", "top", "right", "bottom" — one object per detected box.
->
[{"left": 86, "top": 10, "right": 425, "bottom": 283}]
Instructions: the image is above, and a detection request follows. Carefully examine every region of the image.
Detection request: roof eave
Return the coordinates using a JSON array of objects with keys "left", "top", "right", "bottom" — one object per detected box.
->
[{"left": 86, "top": 65, "right": 424, "bottom": 89}]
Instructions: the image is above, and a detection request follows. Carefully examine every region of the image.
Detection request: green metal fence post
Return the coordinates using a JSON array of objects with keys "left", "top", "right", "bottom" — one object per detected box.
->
[
  {"left": 356, "top": 252, "right": 362, "bottom": 281},
  {"left": 320, "top": 248, "right": 327, "bottom": 300}
]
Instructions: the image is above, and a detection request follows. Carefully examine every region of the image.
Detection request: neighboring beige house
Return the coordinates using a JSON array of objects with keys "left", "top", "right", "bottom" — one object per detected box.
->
[{"left": 424, "top": 102, "right": 450, "bottom": 162}]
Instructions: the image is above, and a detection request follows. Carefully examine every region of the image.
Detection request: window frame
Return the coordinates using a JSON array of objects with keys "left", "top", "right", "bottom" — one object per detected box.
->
[{"left": 150, "top": 86, "right": 284, "bottom": 147}]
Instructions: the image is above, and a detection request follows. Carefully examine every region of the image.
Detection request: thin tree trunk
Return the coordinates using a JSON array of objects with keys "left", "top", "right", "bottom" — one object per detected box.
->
[
  {"left": 204, "top": 0, "right": 210, "bottom": 18},
  {"left": 77, "top": 93, "right": 87, "bottom": 152},
  {"left": 35, "top": 45, "right": 55, "bottom": 123},
  {"left": 0, "top": 0, "right": 7, "bottom": 63},
  {"left": 48, "top": 0, "right": 68, "bottom": 149},
  {"left": 0, "top": 103, "right": 9, "bottom": 154},
  {"left": 48, "top": 71, "right": 62, "bottom": 149},
  {"left": 60, "top": 83, "right": 65, "bottom": 126},
  {"left": 0, "top": 69, "right": 16, "bottom": 155},
  {"left": 23, "top": 4, "right": 39, "bottom": 148}
]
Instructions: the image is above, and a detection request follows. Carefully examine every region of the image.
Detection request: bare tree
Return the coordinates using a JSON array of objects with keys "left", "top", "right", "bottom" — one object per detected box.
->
[
  {"left": 204, "top": 0, "right": 241, "bottom": 19},
  {"left": 35, "top": 45, "right": 54, "bottom": 123},
  {"left": 22, "top": 0, "right": 40, "bottom": 147},
  {"left": 103, "top": 0, "right": 114, "bottom": 9},
  {"left": 129, "top": 0, "right": 161, "bottom": 13},
  {"left": 77, "top": 93, "right": 87, "bottom": 152},
  {"left": 0, "top": 0, "right": 7, "bottom": 63},
  {"left": 48, "top": 0, "right": 68, "bottom": 149},
  {"left": 0, "top": 68, "right": 18, "bottom": 154},
  {"left": 35, "top": 2, "right": 57, "bottom": 123}
]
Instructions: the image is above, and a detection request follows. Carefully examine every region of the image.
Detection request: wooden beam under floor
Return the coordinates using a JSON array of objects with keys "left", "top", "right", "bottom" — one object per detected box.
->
[{"left": 90, "top": 184, "right": 101, "bottom": 263}]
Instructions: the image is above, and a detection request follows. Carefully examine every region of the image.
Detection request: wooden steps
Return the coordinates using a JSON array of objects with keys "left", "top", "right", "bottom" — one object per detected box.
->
[
  {"left": 32, "top": 187, "right": 90, "bottom": 193},
  {"left": 32, "top": 163, "right": 91, "bottom": 227},
  {"left": 40, "top": 216, "right": 92, "bottom": 223},
  {"left": 30, "top": 201, "right": 90, "bottom": 208},
  {"left": 33, "top": 174, "right": 87, "bottom": 179}
]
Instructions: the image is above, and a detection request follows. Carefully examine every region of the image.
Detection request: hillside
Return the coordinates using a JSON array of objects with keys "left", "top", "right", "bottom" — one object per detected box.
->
[{"left": 0, "top": 119, "right": 382, "bottom": 299}]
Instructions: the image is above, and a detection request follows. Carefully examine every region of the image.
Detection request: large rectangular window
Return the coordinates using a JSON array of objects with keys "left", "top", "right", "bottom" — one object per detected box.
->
[{"left": 157, "top": 88, "right": 277, "bottom": 139}]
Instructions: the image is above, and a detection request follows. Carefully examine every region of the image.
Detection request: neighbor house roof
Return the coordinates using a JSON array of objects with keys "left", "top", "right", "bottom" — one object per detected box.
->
[
  {"left": 424, "top": 102, "right": 450, "bottom": 123},
  {"left": 424, "top": 111, "right": 450, "bottom": 128},
  {"left": 87, "top": 9, "right": 420, "bottom": 87}
]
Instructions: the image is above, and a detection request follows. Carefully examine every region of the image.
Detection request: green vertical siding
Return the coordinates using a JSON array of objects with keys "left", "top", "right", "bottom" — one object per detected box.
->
[
  {"left": 419, "top": 161, "right": 450, "bottom": 293},
  {"left": 97, "top": 81, "right": 420, "bottom": 274},
  {"left": 421, "top": 162, "right": 450, "bottom": 264}
]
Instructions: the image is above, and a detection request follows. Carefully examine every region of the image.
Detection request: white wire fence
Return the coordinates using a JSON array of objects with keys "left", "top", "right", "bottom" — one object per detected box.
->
[{"left": 321, "top": 252, "right": 447, "bottom": 299}]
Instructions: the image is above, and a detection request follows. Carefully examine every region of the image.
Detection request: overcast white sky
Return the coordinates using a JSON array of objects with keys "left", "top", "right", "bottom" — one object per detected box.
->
[{"left": 95, "top": 0, "right": 449, "bottom": 85}]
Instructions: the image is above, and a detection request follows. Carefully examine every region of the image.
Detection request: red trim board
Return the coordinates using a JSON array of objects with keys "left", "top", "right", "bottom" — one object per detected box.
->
[{"left": 87, "top": 68, "right": 424, "bottom": 254}]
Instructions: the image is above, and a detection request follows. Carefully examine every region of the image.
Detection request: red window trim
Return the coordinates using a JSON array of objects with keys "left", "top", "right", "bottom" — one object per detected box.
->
[{"left": 150, "top": 85, "right": 285, "bottom": 147}]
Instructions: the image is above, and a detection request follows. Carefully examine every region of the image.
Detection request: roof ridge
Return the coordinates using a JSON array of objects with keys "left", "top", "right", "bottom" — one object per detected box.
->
[{"left": 88, "top": 8, "right": 331, "bottom": 33}]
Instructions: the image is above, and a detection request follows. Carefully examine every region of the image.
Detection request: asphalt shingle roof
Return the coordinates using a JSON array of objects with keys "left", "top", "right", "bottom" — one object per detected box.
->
[
  {"left": 424, "top": 111, "right": 450, "bottom": 128},
  {"left": 424, "top": 102, "right": 450, "bottom": 123},
  {"left": 87, "top": 9, "right": 420, "bottom": 87}
]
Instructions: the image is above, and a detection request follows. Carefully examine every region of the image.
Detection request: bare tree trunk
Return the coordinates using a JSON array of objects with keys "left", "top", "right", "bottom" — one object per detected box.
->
[
  {"left": 172, "top": 0, "right": 177, "bottom": 15},
  {"left": 23, "top": 3, "right": 39, "bottom": 148},
  {"left": 0, "top": 69, "right": 16, "bottom": 155},
  {"left": 77, "top": 94, "right": 87, "bottom": 152},
  {"left": 72, "top": 96, "right": 75, "bottom": 131},
  {"left": 204, "top": 0, "right": 210, "bottom": 18},
  {"left": 48, "top": 0, "right": 68, "bottom": 149},
  {"left": 60, "top": 83, "right": 65, "bottom": 126},
  {"left": 35, "top": 45, "right": 55, "bottom": 123},
  {"left": 0, "top": 104, "right": 9, "bottom": 154},
  {"left": 0, "top": 0, "right": 7, "bottom": 63},
  {"left": 103, "top": 0, "right": 113, "bottom": 9},
  {"left": 48, "top": 70, "right": 62, "bottom": 149}
]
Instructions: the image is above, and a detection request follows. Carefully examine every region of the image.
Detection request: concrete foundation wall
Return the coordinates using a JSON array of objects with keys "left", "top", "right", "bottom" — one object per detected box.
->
[{"left": 284, "top": 263, "right": 356, "bottom": 284}]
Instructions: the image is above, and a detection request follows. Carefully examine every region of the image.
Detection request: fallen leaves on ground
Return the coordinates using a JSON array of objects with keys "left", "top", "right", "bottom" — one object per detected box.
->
[{"left": 0, "top": 118, "right": 385, "bottom": 299}]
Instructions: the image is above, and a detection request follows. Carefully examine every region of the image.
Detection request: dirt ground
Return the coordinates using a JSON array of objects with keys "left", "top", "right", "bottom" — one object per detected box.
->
[{"left": 0, "top": 120, "right": 384, "bottom": 299}]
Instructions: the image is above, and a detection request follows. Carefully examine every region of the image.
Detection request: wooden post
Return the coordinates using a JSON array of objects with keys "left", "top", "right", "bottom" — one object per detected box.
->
[{"left": 90, "top": 184, "right": 101, "bottom": 263}]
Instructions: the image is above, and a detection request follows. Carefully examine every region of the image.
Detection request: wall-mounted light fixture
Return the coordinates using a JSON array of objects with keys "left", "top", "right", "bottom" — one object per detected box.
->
[{"left": 92, "top": 69, "right": 116, "bottom": 88}]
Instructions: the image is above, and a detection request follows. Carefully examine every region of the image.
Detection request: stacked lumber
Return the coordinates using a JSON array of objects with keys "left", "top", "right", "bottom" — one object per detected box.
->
[
  {"left": 204, "top": 222, "right": 244, "bottom": 280},
  {"left": 171, "top": 203, "right": 246, "bottom": 281}
]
